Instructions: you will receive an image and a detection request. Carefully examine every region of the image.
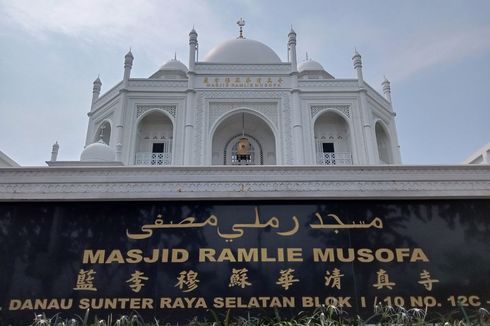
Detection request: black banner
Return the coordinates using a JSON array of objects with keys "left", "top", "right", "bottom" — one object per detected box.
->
[{"left": 1, "top": 200, "right": 490, "bottom": 324}]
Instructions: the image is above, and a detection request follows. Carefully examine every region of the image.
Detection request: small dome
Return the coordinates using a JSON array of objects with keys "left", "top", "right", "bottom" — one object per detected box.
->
[
  {"left": 159, "top": 58, "right": 188, "bottom": 72},
  {"left": 204, "top": 38, "right": 281, "bottom": 64},
  {"left": 298, "top": 60, "right": 325, "bottom": 72},
  {"left": 80, "top": 140, "right": 115, "bottom": 162}
]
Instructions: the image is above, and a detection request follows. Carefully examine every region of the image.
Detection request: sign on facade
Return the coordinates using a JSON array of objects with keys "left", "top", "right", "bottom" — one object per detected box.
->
[{"left": 1, "top": 200, "right": 489, "bottom": 323}]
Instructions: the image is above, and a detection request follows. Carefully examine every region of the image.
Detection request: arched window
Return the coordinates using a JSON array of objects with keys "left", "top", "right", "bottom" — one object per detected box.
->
[
  {"left": 94, "top": 121, "right": 111, "bottom": 145},
  {"left": 375, "top": 121, "right": 393, "bottom": 164},
  {"left": 135, "top": 111, "right": 173, "bottom": 165},
  {"left": 314, "top": 111, "right": 352, "bottom": 165}
]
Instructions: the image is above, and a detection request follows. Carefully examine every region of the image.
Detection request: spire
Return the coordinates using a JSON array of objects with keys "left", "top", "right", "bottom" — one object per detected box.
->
[
  {"left": 189, "top": 26, "right": 198, "bottom": 71},
  {"left": 50, "top": 141, "right": 59, "bottom": 162},
  {"left": 91, "top": 76, "right": 102, "bottom": 107},
  {"left": 93, "top": 76, "right": 102, "bottom": 90},
  {"left": 382, "top": 76, "right": 392, "bottom": 103},
  {"left": 123, "top": 49, "right": 133, "bottom": 86},
  {"left": 288, "top": 24, "right": 298, "bottom": 73},
  {"left": 352, "top": 48, "right": 362, "bottom": 68},
  {"left": 190, "top": 25, "right": 197, "bottom": 36},
  {"left": 124, "top": 49, "right": 134, "bottom": 68},
  {"left": 352, "top": 48, "right": 364, "bottom": 85},
  {"left": 237, "top": 18, "right": 246, "bottom": 39}
]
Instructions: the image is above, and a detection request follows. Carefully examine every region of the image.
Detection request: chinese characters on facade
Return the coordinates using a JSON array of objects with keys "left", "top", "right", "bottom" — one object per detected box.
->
[{"left": 73, "top": 267, "right": 439, "bottom": 293}]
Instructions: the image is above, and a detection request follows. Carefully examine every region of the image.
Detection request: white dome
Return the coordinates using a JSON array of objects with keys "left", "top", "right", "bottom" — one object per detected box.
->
[
  {"left": 204, "top": 38, "right": 281, "bottom": 64},
  {"left": 80, "top": 140, "right": 116, "bottom": 162},
  {"left": 159, "top": 59, "right": 188, "bottom": 72},
  {"left": 298, "top": 60, "right": 325, "bottom": 72}
]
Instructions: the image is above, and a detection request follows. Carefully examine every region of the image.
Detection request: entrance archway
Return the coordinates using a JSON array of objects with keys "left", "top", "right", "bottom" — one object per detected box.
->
[{"left": 211, "top": 111, "right": 276, "bottom": 165}]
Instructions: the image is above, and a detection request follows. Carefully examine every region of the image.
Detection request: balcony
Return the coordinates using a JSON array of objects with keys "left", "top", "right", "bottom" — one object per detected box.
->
[
  {"left": 317, "top": 152, "right": 352, "bottom": 166},
  {"left": 135, "top": 152, "right": 172, "bottom": 166}
]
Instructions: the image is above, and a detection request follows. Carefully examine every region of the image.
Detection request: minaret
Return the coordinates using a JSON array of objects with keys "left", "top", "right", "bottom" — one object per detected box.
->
[
  {"left": 288, "top": 26, "right": 298, "bottom": 73},
  {"left": 115, "top": 50, "right": 133, "bottom": 162},
  {"left": 188, "top": 27, "right": 198, "bottom": 72},
  {"left": 184, "top": 27, "right": 198, "bottom": 164},
  {"left": 288, "top": 26, "right": 304, "bottom": 163},
  {"left": 382, "top": 77, "right": 392, "bottom": 103},
  {"left": 382, "top": 76, "right": 401, "bottom": 163},
  {"left": 352, "top": 49, "right": 364, "bottom": 86},
  {"left": 123, "top": 50, "right": 133, "bottom": 87},
  {"left": 91, "top": 76, "right": 101, "bottom": 107},
  {"left": 352, "top": 49, "right": 376, "bottom": 164},
  {"left": 50, "top": 141, "right": 59, "bottom": 162}
]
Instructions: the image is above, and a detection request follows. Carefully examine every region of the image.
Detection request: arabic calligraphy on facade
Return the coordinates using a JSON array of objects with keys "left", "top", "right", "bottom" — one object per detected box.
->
[{"left": 126, "top": 208, "right": 383, "bottom": 241}]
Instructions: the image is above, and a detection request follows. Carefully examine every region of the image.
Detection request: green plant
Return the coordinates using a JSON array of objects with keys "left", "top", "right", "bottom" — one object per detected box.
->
[{"left": 24, "top": 306, "right": 490, "bottom": 326}]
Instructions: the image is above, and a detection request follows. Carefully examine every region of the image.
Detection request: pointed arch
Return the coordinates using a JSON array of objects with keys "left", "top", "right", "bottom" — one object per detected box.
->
[
  {"left": 374, "top": 120, "right": 393, "bottom": 164},
  {"left": 134, "top": 110, "right": 174, "bottom": 165},
  {"left": 210, "top": 110, "right": 276, "bottom": 165},
  {"left": 94, "top": 120, "right": 112, "bottom": 145},
  {"left": 312, "top": 109, "right": 353, "bottom": 165}
]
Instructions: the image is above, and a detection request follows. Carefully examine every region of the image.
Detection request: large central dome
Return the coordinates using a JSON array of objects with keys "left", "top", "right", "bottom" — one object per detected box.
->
[{"left": 203, "top": 38, "right": 281, "bottom": 64}]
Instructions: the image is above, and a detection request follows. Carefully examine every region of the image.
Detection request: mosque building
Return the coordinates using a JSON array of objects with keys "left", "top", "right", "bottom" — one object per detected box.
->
[
  {"left": 62, "top": 19, "right": 400, "bottom": 168},
  {"left": 0, "top": 19, "right": 488, "bottom": 200},
  {"left": 1, "top": 20, "right": 490, "bottom": 325}
]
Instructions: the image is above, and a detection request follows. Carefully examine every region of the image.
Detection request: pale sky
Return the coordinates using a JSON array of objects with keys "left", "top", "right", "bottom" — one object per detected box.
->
[{"left": 0, "top": 0, "right": 489, "bottom": 166}]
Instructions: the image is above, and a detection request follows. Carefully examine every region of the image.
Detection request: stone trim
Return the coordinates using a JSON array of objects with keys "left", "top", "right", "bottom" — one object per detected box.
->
[{"left": 0, "top": 165, "right": 489, "bottom": 200}]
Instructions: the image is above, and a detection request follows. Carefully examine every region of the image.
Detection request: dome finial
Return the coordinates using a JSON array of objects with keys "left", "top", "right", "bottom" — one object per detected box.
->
[
  {"left": 237, "top": 18, "right": 246, "bottom": 39},
  {"left": 306, "top": 52, "right": 309, "bottom": 61},
  {"left": 174, "top": 52, "right": 177, "bottom": 60}
]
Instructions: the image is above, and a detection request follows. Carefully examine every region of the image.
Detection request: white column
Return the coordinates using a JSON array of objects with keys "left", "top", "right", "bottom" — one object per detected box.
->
[
  {"left": 115, "top": 51, "right": 133, "bottom": 162},
  {"left": 188, "top": 28, "right": 197, "bottom": 72},
  {"left": 353, "top": 51, "right": 376, "bottom": 164},
  {"left": 183, "top": 88, "right": 195, "bottom": 165}
]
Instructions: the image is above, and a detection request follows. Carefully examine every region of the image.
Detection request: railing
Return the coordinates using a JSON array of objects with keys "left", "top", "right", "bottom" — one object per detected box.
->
[
  {"left": 135, "top": 152, "right": 172, "bottom": 166},
  {"left": 317, "top": 152, "right": 352, "bottom": 166}
]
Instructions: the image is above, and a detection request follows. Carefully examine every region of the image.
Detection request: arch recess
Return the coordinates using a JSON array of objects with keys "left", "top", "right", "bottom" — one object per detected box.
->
[
  {"left": 374, "top": 120, "right": 393, "bottom": 164},
  {"left": 313, "top": 110, "right": 353, "bottom": 165},
  {"left": 211, "top": 110, "right": 276, "bottom": 165},
  {"left": 94, "top": 120, "right": 112, "bottom": 145},
  {"left": 134, "top": 110, "right": 174, "bottom": 165}
]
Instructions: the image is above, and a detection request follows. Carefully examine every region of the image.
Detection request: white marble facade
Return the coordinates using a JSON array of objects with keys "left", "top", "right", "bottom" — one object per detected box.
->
[{"left": 81, "top": 23, "right": 401, "bottom": 167}]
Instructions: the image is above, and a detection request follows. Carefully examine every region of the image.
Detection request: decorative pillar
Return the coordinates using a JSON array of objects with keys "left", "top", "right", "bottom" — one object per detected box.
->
[
  {"left": 353, "top": 50, "right": 376, "bottom": 164},
  {"left": 115, "top": 50, "right": 133, "bottom": 162},
  {"left": 288, "top": 26, "right": 298, "bottom": 73},
  {"left": 91, "top": 77, "right": 101, "bottom": 108},
  {"left": 382, "top": 77, "right": 392, "bottom": 103},
  {"left": 352, "top": 50, "right": 364, "bottom": 87},
  {"left": 183, "top": 90, "right": 195, "bottom": 165},
  {"left": 50, "top": 142, "right": 59, "bottom": 162},
  {"left": 287, "top": 27, "right": 303, "bottom": 164},
  {"left": 188, "top": 28, "right": 197, "bottom": 72},
  {"left": 123, "top": 50, "right": 133, "bottom": 87},
  {"left": 183, "top": 28, "right": 198, "bottom": 165}
]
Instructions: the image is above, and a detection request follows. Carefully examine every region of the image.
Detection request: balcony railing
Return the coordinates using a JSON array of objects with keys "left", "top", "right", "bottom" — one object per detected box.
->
[
  {"left": 317, "top": 152, "right": 352, "bottom": 166},
  {"left": 135, "top": 152, "right": 172, "bottom": 166}
]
